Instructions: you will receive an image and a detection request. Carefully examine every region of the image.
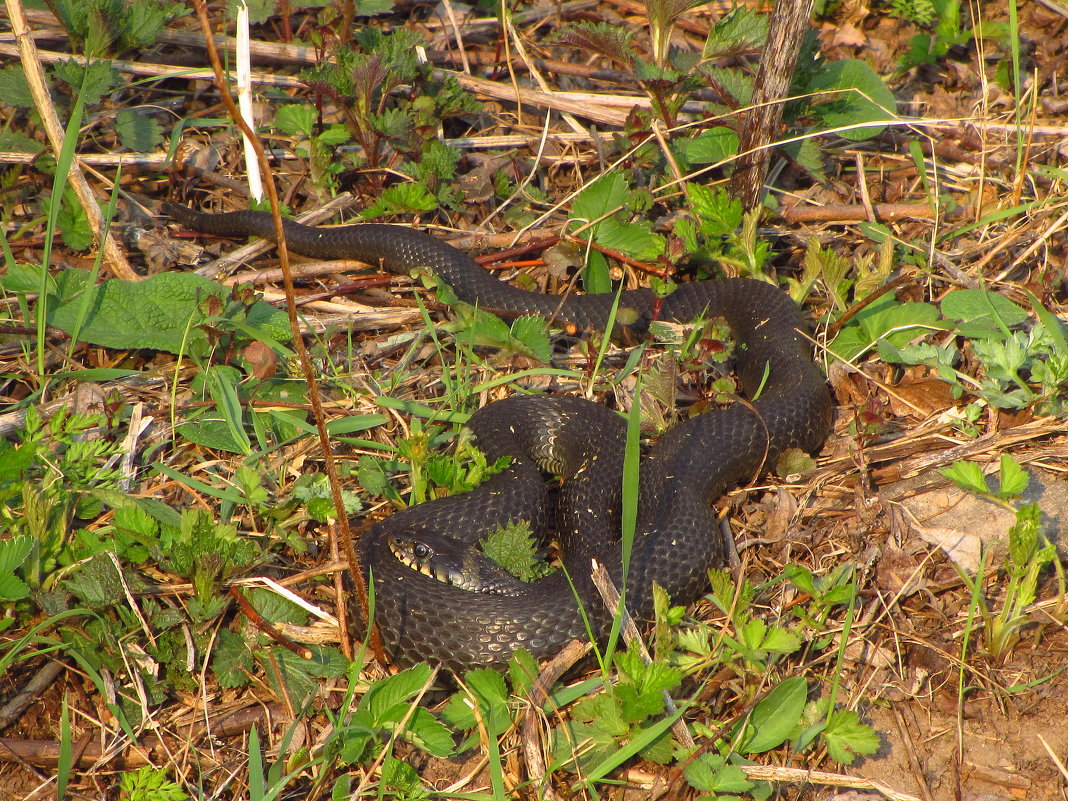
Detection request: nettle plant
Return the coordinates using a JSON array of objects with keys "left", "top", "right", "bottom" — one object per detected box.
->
[
  {"left": 553, "top": 5, "right": 896, "bottom": 178},
  {"left": 289, "top": 27, "right": 479, "bottom": 208}
]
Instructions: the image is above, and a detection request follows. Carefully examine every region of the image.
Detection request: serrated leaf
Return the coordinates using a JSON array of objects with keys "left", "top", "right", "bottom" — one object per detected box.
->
[
  {"left": 62, "top": 553, "right": 125, "bottom": 607},
  {"left": 53, "top": 189, "right": 92, "bottom": 251},
  {"left": 47, "top": 271, "right": 287, "bottom": 354},
  {"left": 213, "top": 629, "right": 254, "bottom": 688},
  {"left": 115, "top": 108, "right": 162, "bottom": 152},
  {"left": 573, "top": 172, "right": 630, "bottom": 225},
  {"left": 823, "top": 709, "right": 881, "bottom": 764},
  {"left": 940, "top": 460, "right": 989, "bottom": 495},
  {"left": 996, "top": 453, "right": 1029, "bottom": 499},
  {"left": 685, "top": 182, "right": 742, "bottom": 236},
  {"left": 684, "top": 753, "right": 755, "bottom": 793},
  {"left": 508, "top": 315, "right": 552, "bottom": 362},
  {"left": 481, "top": 521, "right": 550, "bottom": 582},
  {"left": 0, "top": 66, "right": 33, "bottom": 108},
  {"left": 362, "top": 182, "right": 438, "bottom": 218},
  {"left": 52, "top": 59, "right": 119, "bottom": 106},
  {"left": 673, "top": 127, "right": 739, "bottom": 166},
  {"left": 0, "top": 574, "right": 30, "bottom": 602},
  {"left": 552, "top": 22, "right": 635, "bottom": 67},
  {"left": 760, "top": 625, "right": 802, "bottom": 655},
  {"left": 0, "top": 536, "right": 33, "bottom": 573},
  {"left": 402, "top": 707, "right": 453, "bottom": 757},
  {"left": 703, "top": 6, "right": 768, "bottom": 57},
  {"left": 363, "top": 663, "right": 433, "bottom": 721},
  {"left": 273, "top": 104, "right": 317, "bottom": 138},
  {"left": 125, "top": 0, "right": 184, "bottom": 49},
  {"left": 593, "top": 217, "right": 666, "bottom": 262}
]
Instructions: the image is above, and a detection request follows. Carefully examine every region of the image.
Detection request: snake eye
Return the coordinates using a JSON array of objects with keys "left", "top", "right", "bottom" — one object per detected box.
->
[{"left": 412, "top": 543, "right": 431, "bottom": 560}]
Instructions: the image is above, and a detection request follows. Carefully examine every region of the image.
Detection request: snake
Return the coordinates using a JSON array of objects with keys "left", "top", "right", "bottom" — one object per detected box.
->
[{"left": 164, "top": 202, "right": 833, "bottom": 673}]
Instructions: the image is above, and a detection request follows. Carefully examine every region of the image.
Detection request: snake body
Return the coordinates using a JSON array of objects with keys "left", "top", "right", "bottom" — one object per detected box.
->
[{"left": 165, "top": 203, "right": 833, "bottom": 673}]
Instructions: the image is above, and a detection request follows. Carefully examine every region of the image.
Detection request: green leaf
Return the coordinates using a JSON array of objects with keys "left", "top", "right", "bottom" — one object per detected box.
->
[
  {"left": 62, "top": 553, "right": 126, "bottom": 607},
  {"left": 683, "top": 753, "right": 755, "bottom": 793},
  {"left": 738, "top": 677, "right": 808, "bottom": 753},
  {"left": 361, "top": 183, "right": 439, "bottom": 218},
  {"left": 829, "top": 293, "right": 942, "bottom": 361},
  {"left": 941, "top": 288, "right": 1028, "bottom": 338},
  {"left": 940, "top": 460, "right": 990, "bottom": 495},
  {"left": 273, "top": 104, "right": 317, "bottom": 138},
  {"left": 685, "top": 182, "right": 742, "bottom": 237},
  {"left": 115, "top": 108, "right": 163, "bottom": 152},
  {"left": 51, "top": 59, "right": 119, "bottom": 106},
  {"left": 363, "top": 663, "right": 433, "bottom": 721},
  {"left": 996, "top": 453, "right": 1029, "bottom": 499},
  {"left": 703, "top": 6, "right": 768, "bottom": 57},
  {"left": 572, "top": 172, "right": 630, "bottom": 225},
  {"left": 804, "top": 59, "right": 897, "bottom": 140},
  {"left": 481, "top": 521, "right": 551, "bottom": 582},
  {"left": 46, "top": 271, "right": 287, "bottom": 354},
  {"left": 125, "top": 0, "right": 185, "bottom": 49},
  {"left": 213, "top": 629, "right": 254, "bottom": 688},
  {"left": 508, "top": 316, "right": 552, "bottom": 362},
  {"left": 55, "top": 189, "right": 93, "bottom": 251},
  {"left": 583, "top": 249, "right": 612, "bottom": 295},
  {"left": 822, "top": 709, "right": 881, "bottom": 764},
  {"left": 552, "top": 22, "right": 635, "bottom": 67},
  {"left": 0, "top": 65, "right": 33, "bottom": 108},
  {"left": 593, "top": 217, "right": 665, "bottom": 261},
  {"left": 672, "top": 128, "right": 739, "bottom": 165}
]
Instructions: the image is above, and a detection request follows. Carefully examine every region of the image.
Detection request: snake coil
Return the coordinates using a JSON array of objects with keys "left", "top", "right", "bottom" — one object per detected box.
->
[{"left": 165, "top": 203, "right": 833, "bottom": 673}]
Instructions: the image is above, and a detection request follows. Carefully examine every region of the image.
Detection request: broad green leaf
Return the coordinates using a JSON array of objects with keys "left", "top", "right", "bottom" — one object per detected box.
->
[
  {"left": 364, "top": 663, "right": 433, "bottom": 721},
  {"left": 0, "top": 573, "right": 30, "bottom": 602},
  {"left": 739, "top": 676, "right": 807, "bottom": 753},
  {"left": 572, "top": 172, "right": 630, "bottom": 225},
  {"left": 508, "top": 315, "right": 552, "bottom": 362},
  {"left": 582, "top": 249, "right": 612, "bottom": 295},
  {"left": 213, "top": 632, "right": 253, "bottom": 687},
  {"left": 829, "top": 293, "right": 942, "bottom": 361},
  {"left": 274, "top": 104, "right": 317, "bottom": 138},
  {"left": 941, "top": 288, "right": 1028, "bottom": 338},
  {"left": 593, "top": 217, "right": 665, "bottom": 261},
  {"left": 673, "top": 128, "right": 739, "bottom": 165},
  {"left": 805, "top": 59, "right": 897, "bottom": 140},
  {"left": 47, "top": 271, "right": 288, "bottom": 354}
]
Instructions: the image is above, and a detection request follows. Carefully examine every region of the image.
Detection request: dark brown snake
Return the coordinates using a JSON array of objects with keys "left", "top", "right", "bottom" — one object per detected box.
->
[{"left": 165, "top": 202, "right": 833, "bottom": 673}]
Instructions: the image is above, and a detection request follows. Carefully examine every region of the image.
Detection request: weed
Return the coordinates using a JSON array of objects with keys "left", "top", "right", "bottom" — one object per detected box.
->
[
  {"left": 298, "top": 28, "right": 478, "bottom": 200},
  {"left": 942, "top": 454, "right": 1064, "bottom": 660},
  {"left": 831, "top": 286, "right": 1068, "bottom": 415},
  {"left": 118, "top": 766, "right": 187, "bottom": 801}
]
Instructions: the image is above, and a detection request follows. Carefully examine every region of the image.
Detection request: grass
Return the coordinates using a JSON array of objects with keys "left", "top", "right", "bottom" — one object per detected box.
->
[{"left": 0, "top": 0, "right": 1066, "bottom": 799}]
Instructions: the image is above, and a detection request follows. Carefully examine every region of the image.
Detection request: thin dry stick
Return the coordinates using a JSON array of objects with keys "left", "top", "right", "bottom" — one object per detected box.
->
[
  {"left": 3, "top": 0, "right": 136, "bottom": 280},
  {"left": 738, "top": 764, "right": 921, "bottom": 801},
  {"left": 186, "top": 0, "right": 373, "bottom": 662},
  {"left": 726, "top": 0, "right": 814, "bottom": 208}
]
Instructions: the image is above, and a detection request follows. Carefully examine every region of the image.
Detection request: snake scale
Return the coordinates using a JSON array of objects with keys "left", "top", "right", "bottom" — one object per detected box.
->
[{"left": 165, "top": 202, "right": 833, "bottom": 673}]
